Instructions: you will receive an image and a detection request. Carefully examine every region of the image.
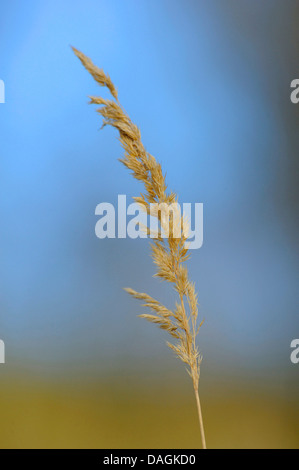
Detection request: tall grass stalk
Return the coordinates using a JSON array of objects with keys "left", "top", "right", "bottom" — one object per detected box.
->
[{"left": 73, "top": 47, "right": 207, "bottom": 449}]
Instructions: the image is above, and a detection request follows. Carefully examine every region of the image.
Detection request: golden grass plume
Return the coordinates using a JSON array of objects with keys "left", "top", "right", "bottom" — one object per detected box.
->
[{"left": 72, "top": 46, "right": 206, "bottom": 448}]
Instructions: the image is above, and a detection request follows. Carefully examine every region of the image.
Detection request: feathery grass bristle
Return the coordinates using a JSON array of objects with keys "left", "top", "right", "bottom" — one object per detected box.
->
[{"left": 73, "top": 47, "right": 207, "bottom": 448}]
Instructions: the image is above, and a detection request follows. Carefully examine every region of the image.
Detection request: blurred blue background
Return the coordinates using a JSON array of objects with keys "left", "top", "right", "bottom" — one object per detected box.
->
[{"left": 0, "top": 0, "right": 298, "bottom": 387}]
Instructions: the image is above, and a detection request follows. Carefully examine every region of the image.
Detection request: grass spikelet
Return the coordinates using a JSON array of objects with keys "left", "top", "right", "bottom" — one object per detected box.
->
[{"left": 73, "top": 47, "right": 207, "bottom": 449}]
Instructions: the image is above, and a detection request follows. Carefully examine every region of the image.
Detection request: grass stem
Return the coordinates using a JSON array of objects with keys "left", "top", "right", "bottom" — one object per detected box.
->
[{"left": 194, "top": 387, "right": 206, "bottom": 449}]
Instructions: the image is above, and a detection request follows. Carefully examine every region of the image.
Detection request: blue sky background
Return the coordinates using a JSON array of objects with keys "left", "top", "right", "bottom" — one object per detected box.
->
[{"left": 0, "top": 1, "right": 298, "bottom": 382}]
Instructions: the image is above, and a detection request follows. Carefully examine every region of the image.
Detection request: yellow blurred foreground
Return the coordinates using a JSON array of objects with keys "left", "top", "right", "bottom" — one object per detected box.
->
[{"left": 0, "top": 376, "right": 297, "bottom": 449}]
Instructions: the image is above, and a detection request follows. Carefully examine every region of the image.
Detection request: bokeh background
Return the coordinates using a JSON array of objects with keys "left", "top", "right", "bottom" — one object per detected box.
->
[{"left": 0, "top": 0, "right": 298, "bottom": 448}]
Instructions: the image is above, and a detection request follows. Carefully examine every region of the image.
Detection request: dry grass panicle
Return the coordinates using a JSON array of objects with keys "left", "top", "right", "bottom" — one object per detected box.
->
[{"left": 73, "top": 46, "right": 207, "bottom": 448}]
